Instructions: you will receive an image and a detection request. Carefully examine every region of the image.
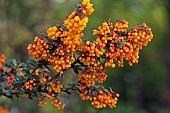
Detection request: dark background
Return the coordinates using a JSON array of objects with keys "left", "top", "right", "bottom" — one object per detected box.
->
[{"left": 0, "top": 0, "right": 170, "bottom": 113}]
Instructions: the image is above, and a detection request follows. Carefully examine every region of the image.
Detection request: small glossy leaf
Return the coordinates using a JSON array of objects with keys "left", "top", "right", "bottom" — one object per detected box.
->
[
  {"left": 31, "top": 92, "right": 37, "bottom": 100},
  {"left": 118, "top": 43, "right": 122, "bottom": 49},
  {"left": 77, "top": 7, "right": 83, "bottom": 12},
  {"left": 24, "top": 74, "right": 31, "bottom": 79},
  {"left": 4, "top": 59, "right": 15, "bottom": 68},
  {"left": 14, "top": 80, "right": 21, "bottom": 84},
  {"left": 27, "top": 60, "right": 38, "bottom": 67},
  {"left": 68, "top": 52, "right": 72, "bottom": 56},
  {"left": 22, "top": 68, "right": 30, "bottom": 74},
  {"left": 6, "top": 91, "right": 12, "bottom": 96},
  {"left": 15, "top": 76, "right": 23, "bottom": 81},
  {"left": 11, "top": 59, "right": 17, "bottom": 66},
  {"left": 123, "top": 41, "right": 127, "bottom": 45},
  {"left": 104, "top": 46, "right": 109, "bottom": 51},
  {"left": 10, "top": 85, "right": 15, "bottom": 90},
  {"left": 56, "top": 23, "right": 67, "bottom": 31},
  {"left": 18, "top": 63, "right": 27, "bottom": 68},
  {"left": 114, "top": 40, "right": 118, "bottom": 43},
  {"left": 49, "top": 49, "right": 55, "bottom": 54},
  {"left": 43, "top": 36, "right": 53, "bottom": 42},
  {"left": 20, "top": 88, "right": 26, "bottom": 93},
  {"left": 92, "top": 40, "right": 96, "bottom": 43},
  {"left": 33, "top": 76, "right": 39, "bottom": 81},
  {"left": 109, "top": 31, "right": 113, "bottom": 36},
  {"left": 100, "top": 58, "right": 105, "bottom": 64}
]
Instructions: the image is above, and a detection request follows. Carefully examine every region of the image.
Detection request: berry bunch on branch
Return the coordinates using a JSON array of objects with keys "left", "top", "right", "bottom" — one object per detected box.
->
[{"left": 0, "top": 0, "right": 153, "bottom": 109}]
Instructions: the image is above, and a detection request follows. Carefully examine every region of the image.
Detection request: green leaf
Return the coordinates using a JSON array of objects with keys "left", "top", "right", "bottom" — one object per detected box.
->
[
  {"left": 114, "top": 40, "right": 118, "bottom": 43},
  {"left": 2, "top": 66, "right": 8, "bottom": 71},
  {"left": 92, "top": 40, "right": 96, "bottom": 43},
  {"left": 94, "top": 84, "right": 101, "bottom": 89},
  {"left": 109, "top": 31, "right": 113, "bottom": 36},
  {"left": 20, "top": 88, "right": 26, "bottom": 94},
  {"left": 4, "top": 59, "right": 15, "bottom": 68},
  {"left": 14, "top": 80, "right": 21, "bottom": 84},
  {"left": 123, "top": 41, "right": 127, "bottom": 45},
  {"left": 56, "top": 23, "right": 67, "bottom": 31},
  {"left": 96, "top": 57, "right": 100, "bottom": 61},
  {"left": 82, "top": 40, "right": 87, "bottom": 45},
  {"left": 31, "top": 92, "right": 37, "bottom": 100},
  {"left": 76, "top": 7, "right": 83, "bottom": 12},
  {"left": 18, "top": 63, "right": 27, "bottom": 68},
  {"left": 8, "top": 59, "right": 15, "bottom": 65},
  {"left": 6, "top": 91, "right": 12, "bottom": 96},
  {"left": 10, "top": 85, "right": 15, "bottom": 90},
  {"left": 104, "top": 46, "right": 109, "bottom": 51},
  {"left": 24, "top": 73, "right": 31, "bottom": 79},
  {"left": 22, "top": 67, "right": 30, "bottom": 73},
  {"left": 15, "top": 76, "right": 23, "bottom": 81},
  {"left": 49, "top": 49, "right": 55, "bottom": 54},
  {"left": 68, "top": 52, "right": 72, "bottom": 56},
  {"left": 54, "top": 93, "right": 58, "bottom": 97},
  {"left": 43, "top": 84, "right": 47, "bottom": 90},
  {"left": 12, "top": 59, "right": 17, "bottom": 66},
  {"left": 27, "top": 60, "right": 38, "bottom": 67},
  {"left": 43, "top": 36, "right": 53, "bottom": 42},
  {"left": 109, "top": 87, "right": 113, "bottom": 92},
  {"left": 100, "top": 58, "right": 105, "bottom": 64},
  {"left": 33, "top": 76, "right": 39, "bottom": 81},
  {"left": 118, "top": 43, "right": 122, "bottom": 49}
]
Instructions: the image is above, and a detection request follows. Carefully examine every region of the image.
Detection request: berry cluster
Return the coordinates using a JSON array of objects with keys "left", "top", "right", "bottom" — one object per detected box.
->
[
  {"left": 25, "top": 79, "right": 36, "bottom": 90},
  {"left": 0, "top": 0, "right": 153, "bottom": 110},
  {"left": 27, "top": 0, "right": 94, "bottom": 75},
  {"left": 27, "top": 36, "right": 49, "bottom": 61},
  {"left": 92, "top": 19, "right": 153, "bottom": 67},
  {"left": 49, "top": 80, "right": 63, "bottom": 93},
  {"left": 78, "top": 68, "right": 107, "bottom": 90},
  {"left": 80, "top": 89, "right": 119, "bottom": 108},
  {"left": 51, "top": 98, "right": 65, "bottom": 110},
  {"left": 38, "top": 80, "right": 63, "bottom": 107},
  {"left": 38, "top": 97, "right": 48, "bottom": 107}
]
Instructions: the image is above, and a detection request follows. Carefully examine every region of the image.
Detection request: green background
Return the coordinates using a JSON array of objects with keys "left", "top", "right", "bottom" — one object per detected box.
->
[{"left": 0, "top": 0, "right": 170, "bottom": 113}]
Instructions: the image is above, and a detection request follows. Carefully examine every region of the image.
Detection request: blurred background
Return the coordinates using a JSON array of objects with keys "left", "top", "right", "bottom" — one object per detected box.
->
[{"left": 0, "top": 0, "right": 170, "bottom": 113}]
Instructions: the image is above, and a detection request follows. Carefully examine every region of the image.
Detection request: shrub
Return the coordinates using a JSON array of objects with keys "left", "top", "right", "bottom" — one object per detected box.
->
[{"left": 0, "top": 0, "right": 153, "bottom": 110}]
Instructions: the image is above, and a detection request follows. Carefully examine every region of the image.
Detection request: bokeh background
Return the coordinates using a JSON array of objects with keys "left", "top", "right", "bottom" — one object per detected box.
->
[{"left": 0, "top": 0, "right": 170, "bottom": 113}]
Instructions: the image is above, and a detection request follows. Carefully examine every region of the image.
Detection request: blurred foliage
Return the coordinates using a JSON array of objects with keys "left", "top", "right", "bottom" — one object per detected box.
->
[{"left": 0, "top": 0, "right": 170, "bottom": 113}]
